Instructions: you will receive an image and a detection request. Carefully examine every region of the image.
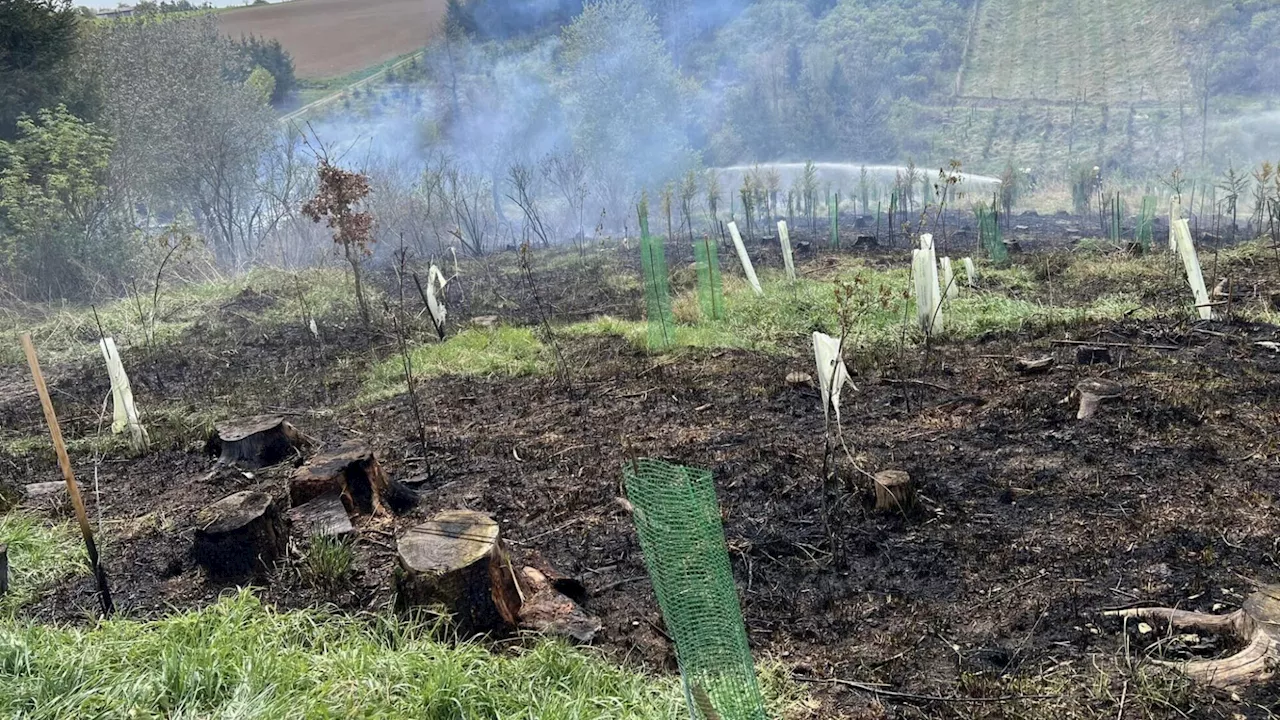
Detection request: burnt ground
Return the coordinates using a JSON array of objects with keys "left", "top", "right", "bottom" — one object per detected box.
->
[{"left": 3, "top": 226, "right": 1280, "bottom": 719}]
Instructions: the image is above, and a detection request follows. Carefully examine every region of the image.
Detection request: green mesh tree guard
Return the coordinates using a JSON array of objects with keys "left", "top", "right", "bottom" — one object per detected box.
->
[
  {"left": 1109, "top": 194, "right": 1124, "bottom": 245},
  {"left": 693, "top": 235, "right": 724, "bottom": 321},
  {"left": 828, "top": 191, "right": 839, "bottom": 249},
  {"left": 1137, "top": 196, "right": 1158, "bottom": 250},
  {"left": 638, "top": 201, "right": 674, "bottom": 350},
  {"left": 624, "top": 459, "right": 766, "bottom": 720},
  {"left": 978, "top": 207, "right": 1008, "bottom": 264}
]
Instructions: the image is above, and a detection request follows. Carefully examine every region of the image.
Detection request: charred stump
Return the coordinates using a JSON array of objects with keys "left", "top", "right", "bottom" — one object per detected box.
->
[
  {"left": 395, "top": 510, "right": 521, "bottom": 635},
  {"left": 874, "top": 470, "right": 916, "bottom": 514},
  {"left": 518, "top": 566, "right": 600, "bottom": 643},
  {"left": 1105, "top": 585, "right": 1280, "bottom": 687},
  {"left": 193, "top": 491, "right": 287, "bottom": 579},
  {"left": 290, "top": 440, "right": 414, "bottom": 515},
  {"left": 208, "top": 415, "right": 305, "bottom": 469}
]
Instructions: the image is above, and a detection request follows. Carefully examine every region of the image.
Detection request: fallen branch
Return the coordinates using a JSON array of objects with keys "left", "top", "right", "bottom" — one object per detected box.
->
[
  {"left": 796, "top": 675, "right": 1059, "bottom": 704},
  {"left": 1050, "top": 339, "right": 1181, "bottom": 351}
]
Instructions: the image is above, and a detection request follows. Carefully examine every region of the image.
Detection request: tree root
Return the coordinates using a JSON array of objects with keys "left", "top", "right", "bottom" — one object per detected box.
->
[{"left": 1105, "top": 585, "right": 1280, "bottom": 687}]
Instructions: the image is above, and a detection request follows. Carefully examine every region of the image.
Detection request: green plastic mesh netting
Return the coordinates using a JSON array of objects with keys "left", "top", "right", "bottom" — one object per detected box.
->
[
  {"left": 828, "top": 191, "right": 840, "bottom": 249},
  {"left": 638, "top": 202, "right": 674, "bottom": 350},
  {"left": 624, "top": 459, "right": 767, "bottom": 720},
  {"left": 693, "top": 235, "right": 724, "bottom": 321},
  {"left": 978, "top": 206, "right": 1008, "bottom": 264}
]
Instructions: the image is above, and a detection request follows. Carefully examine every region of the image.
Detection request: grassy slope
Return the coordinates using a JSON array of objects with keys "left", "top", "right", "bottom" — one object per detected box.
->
[{"left": 961, "top": 0, "right": 1202, "bottom": 104}]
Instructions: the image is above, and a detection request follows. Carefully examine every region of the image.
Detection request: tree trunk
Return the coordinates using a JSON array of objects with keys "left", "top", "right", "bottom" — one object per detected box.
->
[
  {"left": 395, "top": 510, "right": 521, "bottom": 636},
  {"left": 193, "top": 491, "right": 287, "bottom": 579},
  {"left": 208, "top": 415, "right": 306, "bottom": 469},
  {"left": 874, "top": 470, "right": 916, "bottom": 514},
  {"left": 290, "top": 440, "right": 414, "bottom": 515},
  {"left": 346, "top": 244, "right": 370, "bottom": 323}
]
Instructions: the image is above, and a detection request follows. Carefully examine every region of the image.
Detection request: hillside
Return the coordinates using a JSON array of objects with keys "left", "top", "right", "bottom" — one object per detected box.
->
[
  {"left": 960, "top": 0, "right": 1205, "bottom": 104},
  {"left": 216, "top": 0, "right": 446, "bottom": 79}
]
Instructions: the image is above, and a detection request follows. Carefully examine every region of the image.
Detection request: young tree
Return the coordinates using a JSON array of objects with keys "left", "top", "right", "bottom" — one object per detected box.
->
[
  {"left": 302, "top": 160, "right": 375, "bottom": 322},
  {"left": 0, "top": 105, "right": 115, "bottom": 296}
]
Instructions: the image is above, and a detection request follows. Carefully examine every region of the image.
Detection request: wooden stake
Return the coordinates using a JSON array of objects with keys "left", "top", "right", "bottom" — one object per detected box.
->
[{"left": 20, "top": 333, "right": 114, "bottom": 615}]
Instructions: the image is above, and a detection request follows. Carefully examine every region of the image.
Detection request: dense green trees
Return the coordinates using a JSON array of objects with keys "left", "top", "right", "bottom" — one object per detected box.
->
[
  {"left": 0, "top": 0, "right": 82, "bottom": 141},
  {"left": 1195, "top": 1, "right": 1280, "bottom": 97},
  {"left": 235, "top": 35, "right": 297, "bottom": 106}
]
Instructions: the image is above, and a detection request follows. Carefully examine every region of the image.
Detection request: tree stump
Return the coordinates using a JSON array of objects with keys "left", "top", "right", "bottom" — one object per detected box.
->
[
  {"left": 288, "top": 491, "right": 354, "bottom": 537},
  {"left": 395, "top": 510, "right": 521, "bottom": 636},
  {"left": 517, "top": 566, "right": 600, "bottom": 643},
  {"left": 208, "top": 415, "right": 305, "bottom": 469},
  {"left": 1076, "top": 378, "right": 1123, "bottom": 420},
  {"left": 290, "top": 440, "right": 414, "bottom": 515},
  {"left": 852, "top": 234, "right": 878, "bottom": 250},
  {"left": 193, "top": 491, "right": 287, "bottom": 579},
  {"left": 874, "top": 470, "right": 916, "bottom": 514},
  {"left": 0, "top": 544, "right": 8, "bottom": 597},
  {"left": 1104, "top": 585, "right": 1280, "bottom": 687}
]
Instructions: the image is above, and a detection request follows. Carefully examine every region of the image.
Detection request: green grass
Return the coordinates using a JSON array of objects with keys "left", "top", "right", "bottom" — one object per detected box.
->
[
  {"left": 0, "top": 514, "right": 85, "bottom": 616},
  {"left": 361, "top": 326, "right": 551, "bottom": 402},
  {"left": 565, "top": 259, "right": 1147, "bottom": 356},
  {"left": 0, "top": 591, "right": 807, "bottom": 719},
  {"left": 298, "top": 534, "right": 354, "bottom": 592},
  {"left": 0, "top": 267, "right": 367, "bottom": 366}
]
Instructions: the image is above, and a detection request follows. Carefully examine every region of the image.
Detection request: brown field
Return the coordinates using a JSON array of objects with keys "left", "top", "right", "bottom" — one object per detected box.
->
[{"left": 217, "top": 0, "right": 446, "bottom": 79}]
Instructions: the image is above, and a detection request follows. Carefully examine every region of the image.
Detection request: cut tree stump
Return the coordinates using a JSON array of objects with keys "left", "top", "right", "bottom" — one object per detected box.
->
[
  {"left": 290, "top": 440, "right": 414, "bottom": 515},
  {"left": 874, "top": 470, "right": 916, "bottom": 513},
  {"left": 193, "top": 491, "right": 287, "bottom": 579},
  {"left": 208, "top": 415, "right": 305, "bottom": 469},
  {"left": 288, "top": 491, "right": 354, "bottom": 537},
  {"left": 1014, "top": 356, "right": 1056, "bottom": 374},
  {"left": 1104, "top": 585, "right": 1280, "bottom": 687},
  {"left": 518, "top": 566, "right": 600, "bottom": 643},
  {"left": 1076, "top": 379, "right": 1123, "bottom": 420},
  {"left": 395, "top": 510, "right": 521, "bottom": 635},
  {"left": 0, "top": 544, "right": 7, "bottom": 596}
]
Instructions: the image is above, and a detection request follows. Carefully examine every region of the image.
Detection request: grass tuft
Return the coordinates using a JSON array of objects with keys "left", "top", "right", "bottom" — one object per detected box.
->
[
  {"left": 360, "top": 326, "right": 550, "bottom": 402},
  {"left": 299, "top": 534, "right": 354, "bottom": 592},
  {"left": 0, "top": 514, "right": 86, "bottom": 616}
]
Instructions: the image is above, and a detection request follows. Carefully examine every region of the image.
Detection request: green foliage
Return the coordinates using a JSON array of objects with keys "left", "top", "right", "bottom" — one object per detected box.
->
[
  {"left": 245, "top": 66, "right": 276, "bottom": 104},
  {"left": 1193, "top": 2, "right": 1280, "bottom": 97},
  {"left": 0, "top": 0, "right": 81, "bottom": 140},
  {"left": 0, "top": 105, "right": 118, "bottom": 297},
  {"left": 235, "top": 35, "right": 297, "bottom": 105}
]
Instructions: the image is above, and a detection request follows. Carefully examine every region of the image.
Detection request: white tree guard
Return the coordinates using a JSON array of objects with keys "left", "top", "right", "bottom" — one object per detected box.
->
[
  {"left": 941, "top": 257, "right": 959, "bottom": 299},
  {"left": 99, "top": 337, "right": 149, "bottom": 454},
  {"left": 813, "top": 332, "right": 853, "bottom": 423},
  {"left": 777, "top": 220, "right": 796, "bottom": 282},
  {"left": 962, "top": 257, "right": 977, "bottom": 288},
  {"left": 727, "top": 222, "right": 763, "bottom": 295},
  {"left": 912, "top": 235, "right": 943, "bottom": 336},
  {"left": 1169, "top": 198, "right": 1181, "bottom": 251},
  {"left": 426, "top": 264, "right": 449, "bottom": 333},
  {"left": 1172, "top": 219, "right": 1215, "bottom": 320}
]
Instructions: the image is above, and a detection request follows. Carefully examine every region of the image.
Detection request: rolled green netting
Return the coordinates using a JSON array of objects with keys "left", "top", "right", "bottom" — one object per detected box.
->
[
  {"left": 694, "top": 235, "right": 724, "bottom": 321},
  {"left": 1137, "top": 195, "right": 1158, "bottom": 251},
  {"left": 624, "top": 459, "right": 766, "bottom": 720},
  {"left": 638, "top": 201, "right": 674, "bottom": 350}
]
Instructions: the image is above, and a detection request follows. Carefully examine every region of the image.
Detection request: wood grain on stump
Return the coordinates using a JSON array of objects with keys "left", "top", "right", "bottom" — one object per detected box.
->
[
  {"left": 193, "top": 491, "right": 287, "bottom": 579},
  {"left": 208, "top": 415, "right": 305, "bottom": 469},
  {"left": 395, "top": 510, "right": 521, "bottom": 636},
  {"left": 0, "top": 544, "right": 8, "bottom": 596},
  {"left": 1105, "top": 585, "right": 1280, "bottom": 687},
  {"left": 290, "top": 440, "right": 413, "bottom": 515},
  {"left": 288, "top": 491, "right": 353, "bottom": 537},
  {"left": 874, "top": 470, "right": 916, "bottom": 514}
]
